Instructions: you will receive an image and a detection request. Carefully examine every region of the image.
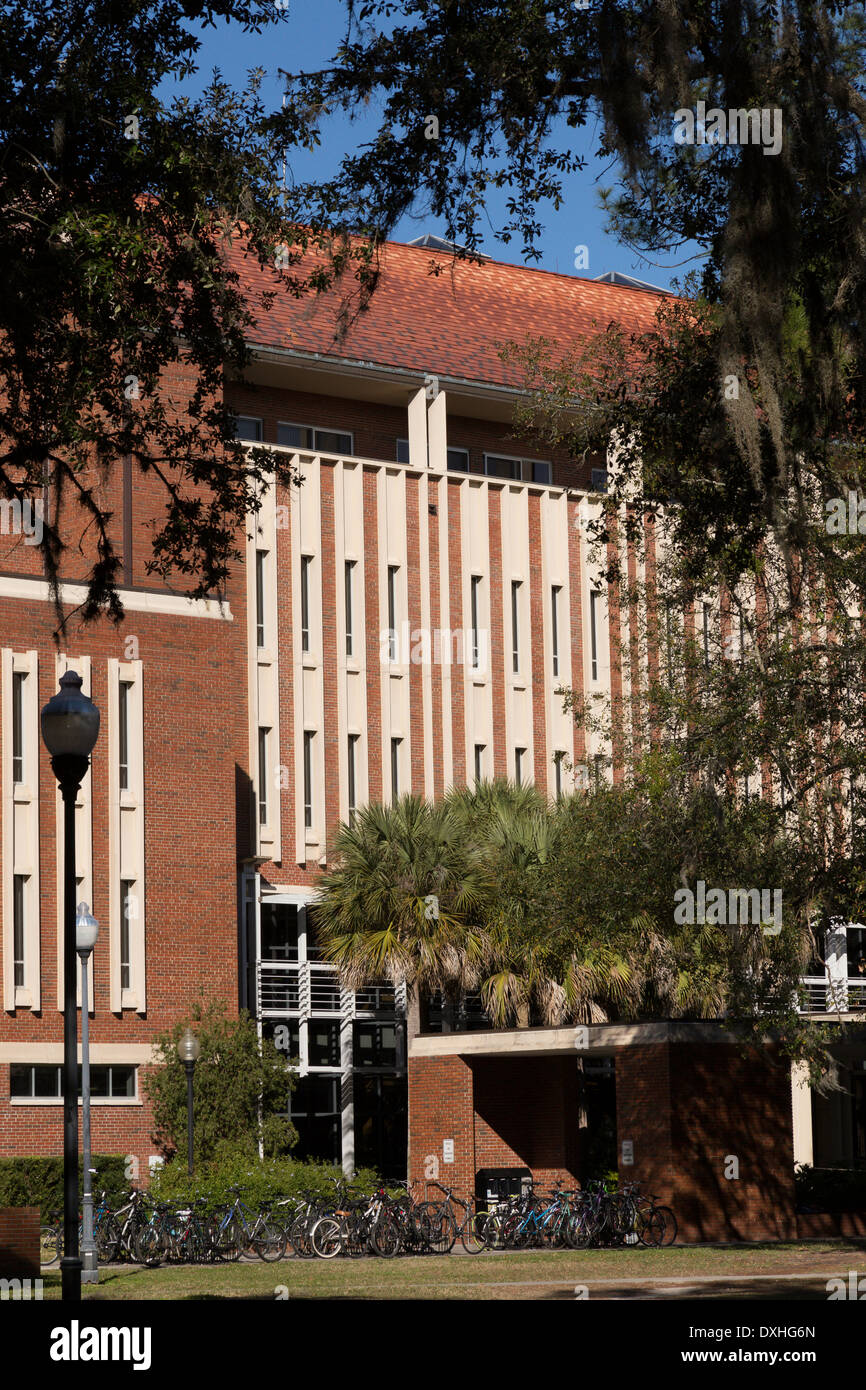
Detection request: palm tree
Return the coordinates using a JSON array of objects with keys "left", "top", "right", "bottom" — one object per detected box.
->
[{"left": 311, "top": 794, "right": 490, "bottom": 1035}]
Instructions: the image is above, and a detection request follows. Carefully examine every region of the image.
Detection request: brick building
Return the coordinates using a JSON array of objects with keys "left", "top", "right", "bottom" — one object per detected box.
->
[{"left": 1, "top": 238, "right": 864, "bottom": 1221}]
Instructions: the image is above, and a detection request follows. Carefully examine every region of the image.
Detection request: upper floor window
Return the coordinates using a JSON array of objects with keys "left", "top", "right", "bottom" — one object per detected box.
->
[
  {"left": 118, "top": 680, "right": 130, "bottom": 791},
  {"left": 345, "top": 561, "right": 355, "bottom": 658},
  {"left": 470, "top": 576, "right": 482, "bottom": 671},
  {"left": 300, "top": 556, "right": 312, "bottom": 653},
  {"left": 234, "top": 416, "right": 262, "bottom": 442},
  {"left": 511, "top": 581, "right": 522, "bottom": 674},
  {"left": 484, "top": 454, "right": 551, "bottom": 484},
  {"left": 278, "top": 423, "right": 353, "bottom": 455},
  {"left": 551, "top": 586, "right": 561, "bottom": 679},
  {"left": 387, "top": 565, "right": 399, "bottom": 662},
  {"left": 255, "top": 551, "right": 266, "bottom": 649},
  {"left": 396, "top": 439, "right": 469, "bottom": 471},
  {"left": 589, "top": 590, "right": 601, "bottom": 682},
  {"left": 11, "top": 670, "right": 25, "bottom": 784}
]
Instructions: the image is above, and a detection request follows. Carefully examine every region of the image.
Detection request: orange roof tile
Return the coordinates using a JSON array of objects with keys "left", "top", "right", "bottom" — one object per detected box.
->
[{"left": 230, "top": 237, "right": 664, "bottom": 389}]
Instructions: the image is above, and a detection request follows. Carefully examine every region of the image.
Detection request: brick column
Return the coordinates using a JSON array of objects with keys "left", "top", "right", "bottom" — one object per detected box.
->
[{"left": 408, "top": 1055, "right": 475, "bottom": 1198}]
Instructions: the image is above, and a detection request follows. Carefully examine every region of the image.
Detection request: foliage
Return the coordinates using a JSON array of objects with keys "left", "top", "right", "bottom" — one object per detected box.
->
[
  {"left": 0, "top": 1154, "right": 128, "bottom": 1222},
  {"left": 148, "top": 1148, "right": 391, "bottom": 1212},
  {"left": 794, "top": 1162, "right": 866, "bottom": 1212},
  {"left": 282, "top": 2, "right": 866, "bottom": 503},
  {"left": 312, "top": 775, "right": 833, "bottom": 1073},
  {"left": 141, "top": 995, "right": 296, "bottom": 1164}
]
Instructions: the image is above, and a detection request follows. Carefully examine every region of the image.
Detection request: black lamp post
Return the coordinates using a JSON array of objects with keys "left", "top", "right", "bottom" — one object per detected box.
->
[
  {"left": 178, "top": 1028, "right": 200, "bottom": 1176},
  {"left": 41, "top": 671, "right": 100, "bottom": 1303}
]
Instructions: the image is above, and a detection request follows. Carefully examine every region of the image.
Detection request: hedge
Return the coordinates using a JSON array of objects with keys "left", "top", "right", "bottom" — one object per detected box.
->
[
  {"left": 795, "top": 1163, "right": 866, "bottom": 1213},
  {"left": 149, "top": 1150, "right": 395, "bottom": 1213},
  {"left": 0, "top": 1155, "right": 129, "bottom": 1222}
]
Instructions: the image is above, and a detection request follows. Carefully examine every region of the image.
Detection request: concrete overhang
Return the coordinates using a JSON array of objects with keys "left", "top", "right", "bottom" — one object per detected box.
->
[{"left": 408, "top": 1020, "right": 740, "bottom": 1060}]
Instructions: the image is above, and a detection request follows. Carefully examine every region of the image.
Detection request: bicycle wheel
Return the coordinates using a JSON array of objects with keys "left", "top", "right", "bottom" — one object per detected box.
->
[
  {"left": 638, "top": 1207, "right": 665, "bottom": 1247},
  {"left": 40, "top": 1224, "right": 61, "bottom": 1267},
  {"left": 369, "top": 1211, "right": 402, "bottom": 1258},
  {"left": 310, "top": 1216, "right": 344, "bottom": 1259},
  {"left": 654, "top": 1206, "right": 678, "bottom": 1246},
  {"left": 96, "top": 1215, "right": 122, "bottom": 1264},
  {"left": 252, "top": 1219, "right": 288, "bottom": 1262},
  {"left": 289, "top": 1213, "right": 316, "bottom": 1259},
  {"left": 460, "top": 1209, "right": 488, "bottom": 1254},
  {"left": 415, "top": 1202, "right": 457, "bottom": 1254},
  {"left": 134, "top": 1224, "right": 164, "bottom": 1268}
]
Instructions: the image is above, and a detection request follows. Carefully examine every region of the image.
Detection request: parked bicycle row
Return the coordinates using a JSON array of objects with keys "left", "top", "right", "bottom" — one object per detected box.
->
[{"left": 40, "top": 1177, "right": 677, "bottom": 1266}]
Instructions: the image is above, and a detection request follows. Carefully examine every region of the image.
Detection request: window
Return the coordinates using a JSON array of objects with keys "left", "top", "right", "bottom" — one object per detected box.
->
[
  {"left": 260, "top": 902, "right": 300, "bottom": 962},
  {"left": 307, "top": 1021, "right": 341, "bottom": 1069},
  {"left": 353, "top": 1022, "right": 398, "bottom": 1069},
  {"left": 474, "top": 744, "right": 485, "bottom": 785},
  {"left": 551, "top": 586, "right": 561, "bottom": 678},
  {"left": 387, "top": 566, "right": 398, "bottom": 662},
  {"left": 300, "top": 555, "right": 312, "bottom": 653},
  {"left": 484, "top": 454, "right": 551, "bottom": 483},
  {"left": 13, "top": 875, "right": 25, "bottom": 989},
  {"left": 347, "top": 734, "right": 358, "bottom": 821},
  {"left": 255, "top": 551, "right": 266, "bottom": 649},
  {"left": 470, "top": 576, "right": 481, "bottom": 670},
  {"left": 515, "top": 747, "right": 526, "bottom": 786},
  {"left": 258, "top": 728, "right": 269, "bottom": 827},
  {"left": 345, "top": 561, "right": 355, "bottom": 657},
  {"left": 589, "top": 590, "right": 600, "bottom": 682},
  {"left": 11, "top": 670, "right": 24, "bottom": 784},
  {"left": 484, "top": 455, "right": 521, "bottom": 481},
  {"left": 554, "top": 752, "right": 564, "bottom": 800},
  {"left": 397, "top": 440, "right": 469, "bottom": 472},
  {"left": 118, "top": 680, "right": 130, "bottom": 791},
  {"left": 289, "top": 1075, "right": 341, "bottom": 1164},
  {"left": 234, "top": 416, "right": 262, "bottom": 442},
  {"left": 303, "top": 732, "right": 314, "bottom": 829},
  {"left": 594, "top": 753, "right": 607, "bottom": 784},
  {"left": 391, "top": 738, "right": 401, "bottom": 803},
  {"left": 120, "top": 880, "right": 134, "bottom": 991},
  {"left": 590, "top": 468, "right": 608, "bottom": 492},
  {"left": 277, "top": 423, "right": 353, "bottom": 455},
  {"left": 10, "top": 1063, "right": 136, "bottom": 1100},
  {"left": 262, "top": 1018, "right": 300, "bottom": 1059},
  {"left": 511, "top": 581, "right": 521, "bottom": 673},
  {"left": 702, "top": 603, "right": 711, "bottom": 668}
]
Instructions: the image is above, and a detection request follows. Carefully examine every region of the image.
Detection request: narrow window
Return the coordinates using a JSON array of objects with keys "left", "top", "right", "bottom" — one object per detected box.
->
[
  {"left": 387, "top": 566, "right": 398, "bottom": 662},
  {"left": 13, "top": 874, "right": 25, "bottom": 988},
  {"left": 345, "top": 561, "right": 355, "bottom": 657},
  {"left": 474, "top": 744, "right": 485, "bottom": 785},
  {"left": 702, "top": 602, "right": 710, "bottom": 668},
  {"left": 551, "top": 586, "right": 561, "bottom": 678},
  {"left": 511, "top": 581, "right": 521, "bottom": 674},
  {"left": 120, "top": 880, "right": 134, "bottom": 991},
  {"left": 391, "top": 737, "right": 401, "bottom": 803},
  {"left": 300, "top": 556, "right": 311, "bottom": 653},
  {"left": 304, "top": 732, "right": 314, "bottom": 829},
  {"left": 515, "top": 747, "right": 525, "bottom": 786},
  {"left": 470, "top": 576, "right": 481, "bottom": 670},
  {"left": 118, "top": 680, "right": 130, "bottom": 792},
  {"left": 590, "top": 590, "right": 600, "bottom": 682},
  {"left": 11, "top": 670, "right": 25, "bottom": 784},
  {"left": 594, "top": 753, "right": 606, "bottom": 785},
  {"left": 255, "top": 551, "right": 266, "bottom": 649},
  {"left": 554, "top": 752, "right": 563, "bottom": 800},
  {"left": 258, "top": 728, "right": 269, "bottom": 826},
  {"left": 347, "top": 734, "right": 358, "bottom": 821}
]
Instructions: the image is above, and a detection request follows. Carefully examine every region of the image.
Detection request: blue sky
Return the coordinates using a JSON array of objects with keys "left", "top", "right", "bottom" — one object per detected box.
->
[{"left": 165, "top": 4, "right": 700, "bottom": 291}]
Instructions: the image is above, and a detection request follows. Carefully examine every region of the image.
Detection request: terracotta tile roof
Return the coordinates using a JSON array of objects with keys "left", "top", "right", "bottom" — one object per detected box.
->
[{"left": 230, "top": 237, "right": 664, "bottom": 390}]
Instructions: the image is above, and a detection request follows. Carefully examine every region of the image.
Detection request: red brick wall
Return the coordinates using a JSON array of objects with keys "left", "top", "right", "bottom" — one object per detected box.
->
[
  {"left": 0, "top": 1206, "right": 39, "bottom": 1277},
  {"left": 408, "top": 1055, "right": 475, "bottom": 1199},
  {"left": 616, "top": 1040, "right": 797, "bottom": 1242}
]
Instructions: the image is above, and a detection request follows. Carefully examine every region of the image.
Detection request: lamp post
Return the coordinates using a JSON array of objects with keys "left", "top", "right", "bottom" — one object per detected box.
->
[
  {"left": 178, "top": 1028, "right": 200, "bottom": 1176},
  {"left": 41, "top": 670, "right": 100, "bottom": 1303},
  {"left": 76, "top": 903, "right": 99, "bottom": 1285}
]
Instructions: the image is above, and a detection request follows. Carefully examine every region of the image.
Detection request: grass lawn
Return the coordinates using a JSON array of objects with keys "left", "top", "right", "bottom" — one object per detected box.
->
[{"left": 35, "top": 1239, "right": 866, "bottom": 1300}]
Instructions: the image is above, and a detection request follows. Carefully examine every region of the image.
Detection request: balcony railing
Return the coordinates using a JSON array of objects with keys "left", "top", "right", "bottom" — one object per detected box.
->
[
  {"left": 800, "top": 976, "right": 866, "bottom": 1015},
  {"left": 257, "top": 961, "right": 399, "bottom": 1020}
]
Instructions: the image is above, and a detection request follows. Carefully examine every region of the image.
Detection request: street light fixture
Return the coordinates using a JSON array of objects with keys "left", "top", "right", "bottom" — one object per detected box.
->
[
  {"left": 76, "top": 903, "right": 99, "bottom": 1286},
  {"left": 178, "top": 1028, "right": 201, "bottom": 1176},
  {"left": 41, "top": 670, "right": 100, "bottom": 1304}
]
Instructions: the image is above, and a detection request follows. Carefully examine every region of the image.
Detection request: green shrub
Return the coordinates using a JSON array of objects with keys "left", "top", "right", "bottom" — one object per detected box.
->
[
  {"left": 795, "top": 1163, "right": 866, "bottom": 1212},
  {"left": 0, "top": 1155, "right": 128, "bottom": 1222},
  {"left": 149, "top": 1148, "right": 391, "bottom": 1214}
]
